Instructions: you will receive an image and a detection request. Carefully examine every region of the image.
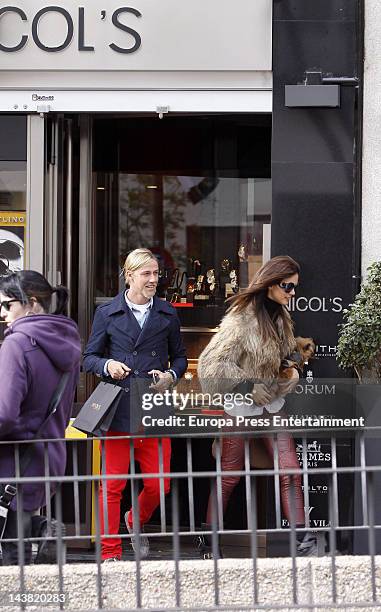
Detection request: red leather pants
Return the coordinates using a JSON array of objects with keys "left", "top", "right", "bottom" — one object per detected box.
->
[
  {"left": 99, "top": 432, "right": 171, "bottom": 560},
  {"left": 206, "top": 430, "right": 305, "bottom": 526}
]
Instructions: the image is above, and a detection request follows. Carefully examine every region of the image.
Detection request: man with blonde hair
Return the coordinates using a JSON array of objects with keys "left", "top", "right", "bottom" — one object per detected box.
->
[{"left": 83, "top": 248, "right": 187, "bottom": 561}]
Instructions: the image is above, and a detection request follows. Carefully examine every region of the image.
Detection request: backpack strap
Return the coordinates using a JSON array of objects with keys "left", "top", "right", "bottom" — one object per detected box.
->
[{"left": 0, "top": 371, "right": 70, "bottom": 510}]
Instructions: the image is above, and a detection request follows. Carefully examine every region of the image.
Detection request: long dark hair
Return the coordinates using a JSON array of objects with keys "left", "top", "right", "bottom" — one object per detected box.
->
[
  {"left": 0, "top": 270, "right": 69, "bottom": 315},
  {"left": 227, "top": 255, "right": 300, "bottom": 344}
]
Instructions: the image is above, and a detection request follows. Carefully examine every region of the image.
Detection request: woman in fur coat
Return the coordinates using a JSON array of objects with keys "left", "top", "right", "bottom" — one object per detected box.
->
[{"left": 197, "top": 255, "right": 317, "bottom": 557}]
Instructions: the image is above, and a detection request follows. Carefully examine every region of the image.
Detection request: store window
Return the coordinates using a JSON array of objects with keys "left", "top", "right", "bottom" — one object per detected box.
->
[
  {"left": 0, "top": 161, "right": 27, "bottom": 213},
  {"left": 93, "top": 115, "right": 271, "bottom": 329},
  {"left": 0, "top": 116, "right": 27, "bottom": 342}
]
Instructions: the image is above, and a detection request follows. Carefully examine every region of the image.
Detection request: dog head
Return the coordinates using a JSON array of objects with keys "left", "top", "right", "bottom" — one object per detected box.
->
[
  {"left": 295, "top": 337, "right": 315, "bottom": 363},
  {"left": 279, "top": 337, "right": 316, "bottom": 379},
  {"left": 284, "top": 337, "right": 315, "bottom": 370},
  {"left": 288, "top": 336, "right": 316, "bottom": 369}
]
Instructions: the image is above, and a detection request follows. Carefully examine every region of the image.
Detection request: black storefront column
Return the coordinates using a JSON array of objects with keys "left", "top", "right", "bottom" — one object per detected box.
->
[{"left": 269, "top": 1, "right": 363, "bottom": 554}]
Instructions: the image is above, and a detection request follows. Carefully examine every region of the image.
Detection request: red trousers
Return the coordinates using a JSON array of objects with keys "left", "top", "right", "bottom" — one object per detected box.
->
[
  {"left": 99, "top": 431, "right": 171, "bottom": 560},
  {"left": 206, "top": 432, "right": 304, "bottom": 526}
]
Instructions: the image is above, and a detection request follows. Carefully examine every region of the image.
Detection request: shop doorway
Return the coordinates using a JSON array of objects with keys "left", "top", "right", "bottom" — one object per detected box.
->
[
  {"left": 49, "top": 113, "right": 272, "bottom": 394},
  {"left": 48, "top": 112, "right": 272, "bottom": 545}
]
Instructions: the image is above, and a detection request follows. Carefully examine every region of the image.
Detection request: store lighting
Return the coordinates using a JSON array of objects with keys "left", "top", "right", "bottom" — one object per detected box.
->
[
  {"left": 96, "top": 186, "right": 106, "bottom": 191},
  {"left": 146, "top": 185, "right": 158, "bottom": 189}
]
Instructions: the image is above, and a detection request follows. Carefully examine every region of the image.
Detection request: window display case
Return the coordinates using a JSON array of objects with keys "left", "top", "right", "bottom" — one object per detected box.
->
[{"left": 93, "top": 114, "right": 272, "bottom": 343}]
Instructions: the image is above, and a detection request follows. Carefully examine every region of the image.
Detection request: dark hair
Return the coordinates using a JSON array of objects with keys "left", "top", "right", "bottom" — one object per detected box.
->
[
  {"left": 227, "top": 255, "right": 301, "bottom": 344},
  {"left": 0, "top": 270, "right": 69, "bottom": 315}
]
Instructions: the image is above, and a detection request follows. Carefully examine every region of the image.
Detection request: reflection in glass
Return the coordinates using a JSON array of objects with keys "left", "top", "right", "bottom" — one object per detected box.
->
[
  {"left": 0, "top": 162, "right": 27, "bottom": 211},
  {"left": 94, "top": 172, "right": 271, "bottom": 327},
  {"left": 0, "top": 159, "right": 27, "bottom": 343},
  {"left": 92, "top": 116, "right": 271, "bottom": 327}
]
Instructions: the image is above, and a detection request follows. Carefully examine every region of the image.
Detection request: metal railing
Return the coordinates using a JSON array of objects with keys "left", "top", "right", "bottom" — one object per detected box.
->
[{"left": 0, "top": 423, "right": 381, "bottom": 610}]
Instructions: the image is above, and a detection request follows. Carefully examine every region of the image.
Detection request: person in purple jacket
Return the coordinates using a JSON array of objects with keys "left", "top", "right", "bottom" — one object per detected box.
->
[{"left": 0, "top": 271, "right": 81, "bottom": 565}]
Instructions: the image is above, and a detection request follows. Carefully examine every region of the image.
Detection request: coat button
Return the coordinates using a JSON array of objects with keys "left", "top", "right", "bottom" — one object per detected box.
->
[
  {"left": 133, "top": 350, "right": 137, "bottom": 356},
  {"left": 151, "top": 351, "right": 156, "bottom": 356},
  {"left": 134, "top": 370, "right": 139, "bottom": 375}
]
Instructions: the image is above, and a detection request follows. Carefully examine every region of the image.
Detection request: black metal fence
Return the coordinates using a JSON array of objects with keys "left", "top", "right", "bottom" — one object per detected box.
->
[{"left": 1, "top": 424, "right": 381, "bottom": 610}]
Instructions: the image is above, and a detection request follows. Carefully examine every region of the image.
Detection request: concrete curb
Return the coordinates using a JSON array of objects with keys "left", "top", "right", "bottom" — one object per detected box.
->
[{"left": 0, "top": 556, "right": 380, "bottom": 611}]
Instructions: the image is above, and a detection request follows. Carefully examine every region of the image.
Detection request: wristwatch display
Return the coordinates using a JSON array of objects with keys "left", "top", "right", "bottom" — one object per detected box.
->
[{"left": 164, "top": 254, "right": 240, "bottom": 315}]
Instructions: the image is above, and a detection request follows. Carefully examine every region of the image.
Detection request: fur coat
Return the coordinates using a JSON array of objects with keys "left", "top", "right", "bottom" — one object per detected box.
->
[{"left": 197, "top": 305, "right": 296, "bottom": 395}]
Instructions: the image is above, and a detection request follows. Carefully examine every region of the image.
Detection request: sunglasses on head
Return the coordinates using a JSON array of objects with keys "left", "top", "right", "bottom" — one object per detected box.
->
[
  {"left": 278, "top": 282, "right": 298, "bottom": 293},
  {"left": 0, "top": 299, "right": 19, "bottom": 311}
]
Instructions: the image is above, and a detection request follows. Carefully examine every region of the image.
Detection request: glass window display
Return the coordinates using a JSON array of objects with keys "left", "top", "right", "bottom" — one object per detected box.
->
[
  {"left": 92, "top": 115, "right": 272, "bottom": 329},
  {"left": 0, "top": 162, "right": 27, "bottom": 212},
  {"left": 0, "top": 211, "right": 26, "bottom": 342}
]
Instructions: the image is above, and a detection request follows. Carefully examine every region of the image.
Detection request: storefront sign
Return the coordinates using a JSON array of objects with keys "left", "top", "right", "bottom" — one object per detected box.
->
[
  {"left": 0, "top": 211, "right": 26, "bottom": 274},
  {"left": 314, "top": 344, "right": 337, "bottom": 359},
  {"left": 288, "top": 296, "right": 343, "bottom": 313},
  {"left": 0, "top": 6, "right": 142, "bottom": 54},
  {"left": 0, "top": 0, "right": 272, "bottom": 71},
  {"left": 281, "top": 440, "right": 332, "bottom": 529}
]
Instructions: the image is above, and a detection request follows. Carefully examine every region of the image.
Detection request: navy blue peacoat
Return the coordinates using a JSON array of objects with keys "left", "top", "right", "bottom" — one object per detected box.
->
[{"left": 83, "top": 292, "right": 187, "bottom": 432}]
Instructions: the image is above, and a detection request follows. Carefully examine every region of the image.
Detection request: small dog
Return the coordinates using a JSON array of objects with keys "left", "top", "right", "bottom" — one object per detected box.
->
[{"left": 279, "top": 336, "right": 316, "bottom": 380}]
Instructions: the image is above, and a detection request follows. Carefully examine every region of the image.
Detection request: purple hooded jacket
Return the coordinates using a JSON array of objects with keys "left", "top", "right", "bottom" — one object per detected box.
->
[{"left": 0, "top": 314, "right": 81, "bottom": 511}]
